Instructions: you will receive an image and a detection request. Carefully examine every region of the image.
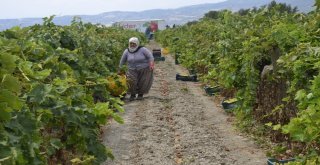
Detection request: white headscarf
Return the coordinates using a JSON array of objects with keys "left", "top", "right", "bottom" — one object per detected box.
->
[{"left": 128, "top": 37, "right": 140, "bottom": 52}]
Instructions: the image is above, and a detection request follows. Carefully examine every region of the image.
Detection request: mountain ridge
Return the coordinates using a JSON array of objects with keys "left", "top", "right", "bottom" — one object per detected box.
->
[{"left": 0, "top": 0, "right": 315, "bottom": 31}]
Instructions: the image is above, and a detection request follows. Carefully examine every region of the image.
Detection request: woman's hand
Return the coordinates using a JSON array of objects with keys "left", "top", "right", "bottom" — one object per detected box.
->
[{"left": 149, "top": 61, "right": 155, "bottom": 70}]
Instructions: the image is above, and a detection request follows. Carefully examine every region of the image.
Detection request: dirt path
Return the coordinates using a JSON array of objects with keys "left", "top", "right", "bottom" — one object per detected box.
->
[{"left": 102, "top": 41, "right": 266, "bottom": 165}]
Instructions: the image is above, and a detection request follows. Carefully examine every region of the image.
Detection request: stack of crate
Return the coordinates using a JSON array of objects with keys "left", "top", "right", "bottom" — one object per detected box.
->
[{"left": 152, "top": 49, "right": 165, "bottom": 61}]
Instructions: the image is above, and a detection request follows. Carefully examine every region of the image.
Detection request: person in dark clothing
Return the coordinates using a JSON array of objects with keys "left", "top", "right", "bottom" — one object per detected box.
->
[{"left": 145, "top": 27, "right": 152, "bottom": 40}]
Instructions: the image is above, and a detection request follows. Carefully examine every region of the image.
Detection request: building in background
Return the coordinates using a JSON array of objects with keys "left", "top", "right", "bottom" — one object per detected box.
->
[
  {"left": 113, "top": 19, "right": 166, "bottom": 39},
  {"left": 112, "top": 19, "right": 165, "bottom": 32}
]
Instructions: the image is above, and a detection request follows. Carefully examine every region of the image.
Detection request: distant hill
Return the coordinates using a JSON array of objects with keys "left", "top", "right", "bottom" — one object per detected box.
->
[{"left": 0, "top": 0, "right": 315, "bottom": 31}]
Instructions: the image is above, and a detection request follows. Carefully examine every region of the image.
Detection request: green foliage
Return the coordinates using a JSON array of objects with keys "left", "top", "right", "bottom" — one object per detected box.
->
[
  {"left": 0, "top": 16, "right": 142, "bottom": 164},
  {"left": 157, "top": 0, "right": 320, "bottom": 161},
  {"left": 314, "top": 0, "right": 320, "bottom": 11}
]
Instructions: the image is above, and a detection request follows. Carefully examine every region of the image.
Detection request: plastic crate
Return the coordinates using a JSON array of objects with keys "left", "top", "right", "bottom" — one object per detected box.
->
[
  {"left": 204, "top": 86, "right": 220, "bottom": 96},
  {"left": 152, "top": 49, "right": 162, "bottom": 58},
  {"left": 155, "top": 56, "right": 165, "bottom": 61},
  {"left": 221, "top": 98, "right": 238, "bottom": 112},
  {"left": 267, "top": 158, "right": 295, "bottom": 165},
  {"left": 176, "top": 73, "right": 198, "bottom": 82}
]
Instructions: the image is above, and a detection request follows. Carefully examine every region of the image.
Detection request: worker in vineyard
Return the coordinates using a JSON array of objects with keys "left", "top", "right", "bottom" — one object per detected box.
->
[
  {"left": 145, "top": 26, "right": 151, "bottom": 40},
  {"left": 119, "top": 37, "right": 155, "bottom": 101}
]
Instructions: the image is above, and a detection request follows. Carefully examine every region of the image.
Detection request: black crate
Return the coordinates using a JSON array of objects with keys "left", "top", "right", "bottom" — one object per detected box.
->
[
  {"left": 221, "top": 98, "right": 238, "bottom": 112},
  {"left": 176, "top": 73, "right": 198, "bottom": 82},
  {"left": 204, "top": 86, "right": 220, "bottom": 96},
  {"left": 152, "top": 49, "right": 162, "bottom": 58},
  {"left": 155, "top": 56, "right": 165, "bottom": 61},
  {"left": 267, "top": 158, "right": 295, "bottom": 165}
]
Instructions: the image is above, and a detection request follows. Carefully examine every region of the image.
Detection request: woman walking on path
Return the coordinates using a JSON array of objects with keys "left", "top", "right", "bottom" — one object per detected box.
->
[{"left": 119, "top": 37, "right": 155, "bottom": 101}]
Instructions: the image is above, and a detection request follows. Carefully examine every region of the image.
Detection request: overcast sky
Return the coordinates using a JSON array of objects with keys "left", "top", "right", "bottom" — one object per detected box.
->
[{"left": 1, "top": 0, "right": 227, "bottom": 19}]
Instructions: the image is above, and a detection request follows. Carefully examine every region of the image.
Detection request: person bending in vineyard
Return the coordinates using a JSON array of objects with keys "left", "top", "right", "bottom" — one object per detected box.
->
[{"left": 119, "top": 37, "right": 155, "bottom": 101}]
